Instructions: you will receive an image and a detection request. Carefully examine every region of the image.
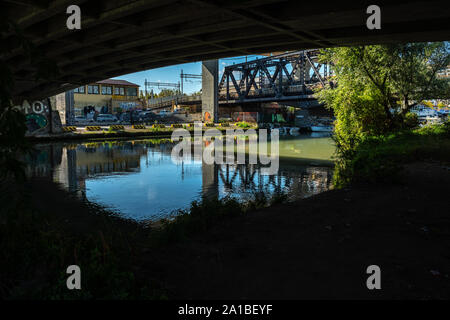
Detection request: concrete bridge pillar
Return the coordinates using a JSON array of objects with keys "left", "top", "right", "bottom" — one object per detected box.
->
[
  {"left": 202, "top": 160, "right": 218, "bottom": 200},
  {"left": 202, "top": 59, "right": 219, "bottom": 123}
]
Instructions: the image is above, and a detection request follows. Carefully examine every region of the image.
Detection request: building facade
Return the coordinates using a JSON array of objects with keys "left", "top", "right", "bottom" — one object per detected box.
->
[
  {"left": 437, "top": 65, "right": 450, "bottom": 78},
  {"left": 72, "top": 79, "right": 140, "bottom": 116}
]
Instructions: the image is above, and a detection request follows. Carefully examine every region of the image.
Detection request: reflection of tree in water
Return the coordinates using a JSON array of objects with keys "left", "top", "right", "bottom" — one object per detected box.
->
[{"left": 24, "top": 140, "right": 334, "bottom": 219}]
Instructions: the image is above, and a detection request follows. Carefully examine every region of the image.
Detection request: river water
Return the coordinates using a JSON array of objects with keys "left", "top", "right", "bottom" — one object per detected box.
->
[{"left": 25, "top": 133, "right": 335, "bottom": 221}]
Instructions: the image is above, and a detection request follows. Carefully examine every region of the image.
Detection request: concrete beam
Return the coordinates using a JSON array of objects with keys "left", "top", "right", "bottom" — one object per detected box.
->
[
  {"left": 202, "top": 59, "right": 219, "bottom": 123},
  {"left": 5, "top": 0, "right": 449, "bottom": 99}
]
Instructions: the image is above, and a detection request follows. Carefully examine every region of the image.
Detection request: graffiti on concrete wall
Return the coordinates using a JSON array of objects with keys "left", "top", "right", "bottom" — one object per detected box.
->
[
  {"left": 119, "top": 102, "right": 138, "bottom": 110},
  {"left": 26, "top": 113, "right": 48, "bottom": 133},
  {"left": 15, "top": 100, "right": 50, "bottom": 134}
]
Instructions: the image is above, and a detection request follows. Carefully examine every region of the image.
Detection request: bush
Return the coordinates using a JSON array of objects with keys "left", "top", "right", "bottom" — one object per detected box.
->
[
  {"left": 403, "top": 112, "right": 419, "bottom": 129},
  {"left": 153, "top": 192, "right": 288, "bottom": 244},
  {"left": 332, "top": 123, "right": 450, "bottom": 187}
]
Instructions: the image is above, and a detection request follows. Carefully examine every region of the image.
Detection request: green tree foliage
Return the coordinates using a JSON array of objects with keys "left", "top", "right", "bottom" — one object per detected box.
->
[
  {"left": 156, "top": 88, "right": 180, "bottom": 98},
  {"left": 1, "top": 16, "right": 59, "bottom": 179},
  {"left": 315, "top": 42, "right": 449, "bottom": 153},
  {"left": 315, "top": 43, "right": 449, "bottom": 187},
  {"left": 1, "top": 20, "right": 29, "bottom": 179}
]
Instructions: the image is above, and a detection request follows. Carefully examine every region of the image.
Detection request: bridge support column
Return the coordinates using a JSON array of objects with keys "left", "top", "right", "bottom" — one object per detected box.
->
[
  {"left": 202, "top": 160, "right": 218, "bottom": 200},
  {"left": 202, "top": 59, "right": 219, "bottom": 123}
]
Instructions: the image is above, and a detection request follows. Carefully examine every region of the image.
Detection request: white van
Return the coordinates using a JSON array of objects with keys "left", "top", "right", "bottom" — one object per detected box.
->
[{"left": 96, "top": 114, "right": 118, "bottom": 122}]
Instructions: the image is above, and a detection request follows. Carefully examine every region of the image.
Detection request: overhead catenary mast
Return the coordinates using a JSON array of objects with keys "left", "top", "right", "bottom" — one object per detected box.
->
[
  {"left": 144, "top": 79, "right": 181, "bottom": 92},
  {"left": 180, "top": 69, "right": 201, "bottom": 95}
]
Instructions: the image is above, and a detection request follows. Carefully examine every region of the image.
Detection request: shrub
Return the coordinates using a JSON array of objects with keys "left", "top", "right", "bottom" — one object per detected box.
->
[
  {"left": 332, "top": 123, "right": 450, "bottom": 187},
  {"left": 403, "top": 112, "right": 419, "bottom": 129}
]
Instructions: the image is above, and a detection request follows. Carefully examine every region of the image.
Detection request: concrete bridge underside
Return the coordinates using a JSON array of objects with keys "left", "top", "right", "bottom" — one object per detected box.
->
[{"left": 4, "top": 0, "right": 450, "bottom": 101}]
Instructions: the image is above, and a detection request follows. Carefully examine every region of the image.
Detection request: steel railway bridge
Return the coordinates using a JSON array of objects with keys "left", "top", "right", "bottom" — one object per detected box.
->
[
  {"left": 147, "top": 50, "right": 330, "bottom": 110},
  {"left": 219, "top": 49, "right": 329, "bottom": 104}
]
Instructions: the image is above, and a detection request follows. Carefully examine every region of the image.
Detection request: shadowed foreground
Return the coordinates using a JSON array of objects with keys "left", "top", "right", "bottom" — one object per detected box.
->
[
  {"left": 25, "top": 161, "right": 450, "bottom": 299},
  {"left": 145, "top": 162, "right": 450, "bottom": 299}
]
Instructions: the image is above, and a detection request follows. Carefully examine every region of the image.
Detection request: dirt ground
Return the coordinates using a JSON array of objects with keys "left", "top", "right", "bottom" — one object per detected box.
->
[
  {"left": 144, "top": 161, "right": 450, "bottom": 299},
  {"left": 28, "top": 161, "right": 450, "bottom": 299}
]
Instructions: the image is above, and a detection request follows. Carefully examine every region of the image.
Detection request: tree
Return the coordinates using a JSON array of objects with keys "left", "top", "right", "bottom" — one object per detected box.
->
[
  {"left": 315, "top": 42, "right": 449, "bottom": 150},
  {"left": 0, "top": 16, "right": 59, "bottom": 179},
  {"left": 156, "top": 88, "right": 180, "bottom": 98}
]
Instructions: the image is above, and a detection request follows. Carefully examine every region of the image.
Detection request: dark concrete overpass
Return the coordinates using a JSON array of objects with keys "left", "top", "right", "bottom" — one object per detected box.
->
[{"left": 4, "top": 0, "right": 450, "bottom": 100}]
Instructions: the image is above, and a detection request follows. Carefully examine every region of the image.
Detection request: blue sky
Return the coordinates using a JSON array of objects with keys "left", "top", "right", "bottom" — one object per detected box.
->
[{"left": 113, "top": 55, "right": 264, "bottom": 95}]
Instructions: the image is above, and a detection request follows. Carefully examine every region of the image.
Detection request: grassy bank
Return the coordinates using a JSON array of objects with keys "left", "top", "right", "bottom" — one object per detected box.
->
[
  {"left": 26, "top": 125, "right": 256, "bottom": 143},
  {"left": 0, "top": 180, "right": 161, "bottom": 299},
  {"left": 0, "top": 177, "right": 284, "bottom": 299},
  {"left": 333, "top": 121, "right": 450, "bottom": 187},
  {"left": 4, "top": 122, "right": 449, "bottom": 299}
]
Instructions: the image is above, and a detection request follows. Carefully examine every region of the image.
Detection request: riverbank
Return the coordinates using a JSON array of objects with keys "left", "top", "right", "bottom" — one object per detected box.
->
[
  {"left": 2, "top": 124, "right": 449, "bottom": 299},
  {"left": 6, "top": 159, "right": 450, "bottom": 299},
  {"left": 25, "top": 123, "right": 259, "bottom": 143},
  {"left": 27, "top": 128, "right": 183, "bottom": 143},
  {"left": 150, "top": 161, "right": 450, "bottom": 299}
]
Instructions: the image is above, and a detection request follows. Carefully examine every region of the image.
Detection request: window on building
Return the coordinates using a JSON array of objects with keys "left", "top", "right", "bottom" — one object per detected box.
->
[
  {"left": 88, "top": 85, "right": 99, "bottom": 94},
  {"left": 114, "top": 87, "right": 125, "bottom": 95},
  {"left": 101, "top": 86, "right": 112, "bottom": 95},
  {"left": 74, "top": 86, "right": 85, "bottom": 94},
  {"left": 126, "top": 87, "right": 137, "bottom": 96}
]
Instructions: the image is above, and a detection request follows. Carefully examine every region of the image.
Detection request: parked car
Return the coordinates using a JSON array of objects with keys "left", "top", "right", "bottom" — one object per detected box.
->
[
  {"left": 410, "top": 105, "right": 439, "bottom": 118},
  {"left": 96, "top": 114, "right": 118, "bottom": 122},
  {"left": 158, "top": 110, "right": 172, "bottom": 117},
  {"left": 74, "top": 116, "right": 86, "bottom": 123},
  {"left": 119, "top": 113, "right": 130, "bottom": 123},
  {"left": 138, "top": 111, "right": 157, "bottom": 122},
  {"left": 119, "top": 111, "right": 142, "bottom": 123}
]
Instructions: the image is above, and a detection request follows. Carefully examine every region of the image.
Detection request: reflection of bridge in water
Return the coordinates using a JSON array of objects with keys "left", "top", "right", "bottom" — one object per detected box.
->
[
  {"left": 25, "top": 140, "right": 333, "bottom": 215},
  {"left": 202, "top": 161, "right": 331, "bottom": 201}
]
